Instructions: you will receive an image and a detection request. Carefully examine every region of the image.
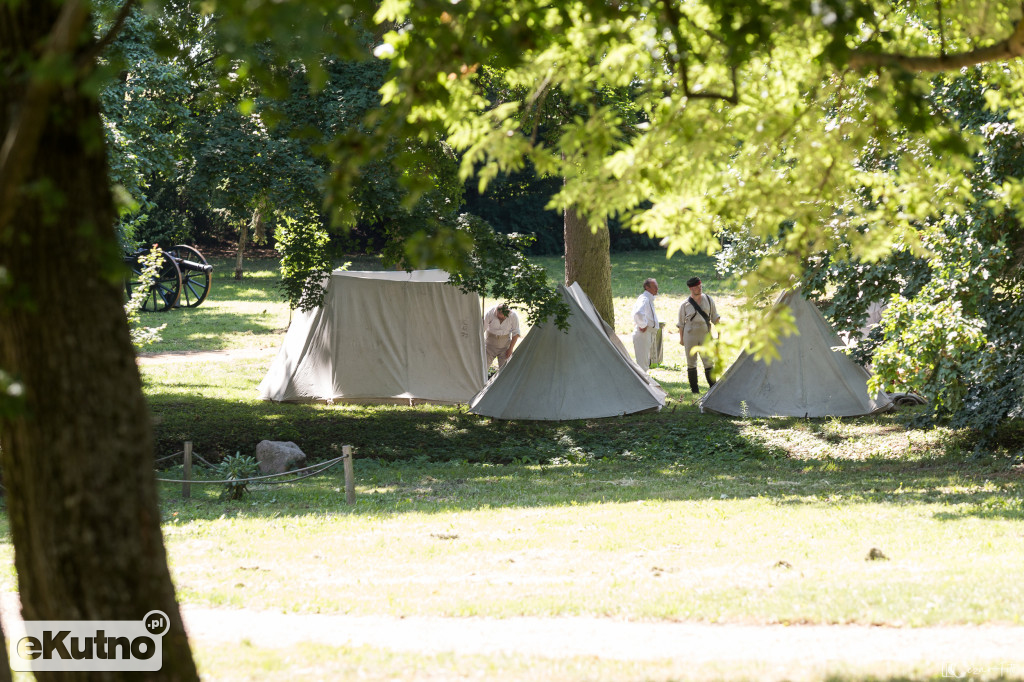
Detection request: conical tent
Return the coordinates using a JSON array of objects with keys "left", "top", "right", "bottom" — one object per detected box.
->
[
  {"left": 469, "top": 283, "right": 666, "bottom": 420},
  {"left": 259, "top": 270, "right": 486, "bottom": 404},
  {"left": 700, "top": 289, "right": 893, "bottom": 418}
]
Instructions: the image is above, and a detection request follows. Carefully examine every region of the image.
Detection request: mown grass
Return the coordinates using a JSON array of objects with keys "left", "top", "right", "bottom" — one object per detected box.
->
[
  {"left": 136, "top": 256, "right": 292, "bottom": 353},
  {"left": 153, "top": 430, "right": 1024, "bottom": 624}
]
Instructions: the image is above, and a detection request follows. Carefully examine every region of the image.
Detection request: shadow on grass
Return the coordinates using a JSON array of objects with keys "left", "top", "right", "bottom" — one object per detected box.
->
[
  {"left": 136, "top": 306, "right": 287, "bottom": 353},
  {"left": 150, "top": 391, "right": 1023, "bottom": 523}
]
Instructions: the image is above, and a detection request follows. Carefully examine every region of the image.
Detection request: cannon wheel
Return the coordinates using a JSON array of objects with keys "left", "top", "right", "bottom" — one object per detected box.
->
[
  {"left": 167, "top": 244, "right": 212, "bottom": 307},
  {"left": 126, "top": 251, "right": 181, "bottom": 312}
]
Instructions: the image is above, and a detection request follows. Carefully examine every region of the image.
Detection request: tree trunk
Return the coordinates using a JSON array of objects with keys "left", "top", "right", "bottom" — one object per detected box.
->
[
  {"left": 0, "top": 3, "right": 198, "bottom": 680},
  {"left": 234, "top": 210, "right": 255, "bottom": 280},
  {"left": 564, "top": 205, "right": 614, "bottom": 326}
]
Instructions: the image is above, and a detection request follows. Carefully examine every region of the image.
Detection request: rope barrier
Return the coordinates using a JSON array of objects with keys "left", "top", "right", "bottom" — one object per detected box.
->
[
  {"left": 156, "top": 442, "right": 356, "bottom": 504},
  {"left": 154, "top": 450, "right": 215, "bottom": 468},
  {"left": 248, "top": 461, "right": 342, "bottom": 486},
  {"left": 154, "top": 455, "right": 346, "bottom": 486}
]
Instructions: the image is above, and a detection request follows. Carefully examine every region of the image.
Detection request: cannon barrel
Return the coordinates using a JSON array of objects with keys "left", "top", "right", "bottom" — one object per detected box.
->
[{"left": 177, "top": 258, "right": 214, "bottom": 273}]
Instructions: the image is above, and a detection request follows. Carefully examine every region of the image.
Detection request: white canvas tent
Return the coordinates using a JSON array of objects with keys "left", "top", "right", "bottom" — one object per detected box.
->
[
  {"left": 840, "top": 299, "right": 888, "bottom": 346},
  {"left": 259, "top": 270, "right": 486, "bottom": 404},
  {"left": 469, "top": 282, "right": 666, "bottom": 420},
  {"left": 700, "top": 289, "right": 893, "bottom": 418}
]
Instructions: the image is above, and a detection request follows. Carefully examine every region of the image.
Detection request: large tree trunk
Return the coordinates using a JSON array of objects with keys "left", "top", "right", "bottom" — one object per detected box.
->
[
  {"left": 0, "top": 2, "right": 198, "bottom": 680},
  {"left": 564, "top": 205, "right": 613, "bottom": 325}
]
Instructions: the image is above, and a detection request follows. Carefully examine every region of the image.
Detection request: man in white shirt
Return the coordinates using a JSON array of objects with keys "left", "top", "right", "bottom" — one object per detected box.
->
[
  {"left": 631, "top": 278, "right": 659, "bottom": 370},
  {"left": 483, "top": 303, "right": 521, "bottom": 370}
]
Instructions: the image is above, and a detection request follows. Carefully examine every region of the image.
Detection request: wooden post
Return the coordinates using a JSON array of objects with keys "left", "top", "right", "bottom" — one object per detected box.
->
[
  {"left": 183, "top": 441, "right": 192, "bottom": 499},
  {"left": 343, "top": 445, "right": 355, "bottom": 505}
]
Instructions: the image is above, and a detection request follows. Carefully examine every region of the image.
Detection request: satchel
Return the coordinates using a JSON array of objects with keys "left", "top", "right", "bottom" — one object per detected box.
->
[{"left": 687, "top": 295, "right": 712, "bottom": 327}]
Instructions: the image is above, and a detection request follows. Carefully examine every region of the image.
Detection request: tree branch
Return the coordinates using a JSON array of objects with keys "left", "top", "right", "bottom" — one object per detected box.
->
[
  {"left": 0, "top": 0, "right": 90, "bottom": 231},
  {"left": 189, "top": 53, "right": 220, "bottom": 77},
  {"left": 660, "top": 0, "right": 738, "bottom": 104},
  {"left": 682, "top": 87, "right": 738, "bottom": 104},
  {"left": 678, "top": 63, "right": 738, "bottom": 104},
  {"left": 936, "top": 0, "right": 946, "bottom": 58},
  {"left": 80, "top": 0, "right": 138, "bottom": 69},
  {"left": 525, "top": 74, "right": 552, "bottom": 145},
  {"left": 849, "top": 14, "right": 1024, "bottom": 72},
  {"left": 817, "top": 156, "right": 837, "bottom": 195}
]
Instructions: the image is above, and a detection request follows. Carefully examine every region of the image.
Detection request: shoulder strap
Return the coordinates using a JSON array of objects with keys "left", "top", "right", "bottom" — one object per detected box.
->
[{"left": 688, "top": 296, "right": 711, "bottom": 326}]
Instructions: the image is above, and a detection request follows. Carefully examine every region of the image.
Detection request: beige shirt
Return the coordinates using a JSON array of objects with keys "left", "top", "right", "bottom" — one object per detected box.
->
[
  {"left": 677, "top": 294, "right": 720, "bottom": 333},
  {"left": 484, "top": 306, "right": 520, "bottom": 338}
]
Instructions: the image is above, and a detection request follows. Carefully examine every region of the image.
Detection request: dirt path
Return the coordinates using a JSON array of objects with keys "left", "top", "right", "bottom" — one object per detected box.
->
[
  {"left": 3, "top": 593, "right": 1021, "bottom": 668},
  {"left": 175, "top": 607, "right": 1024, "bottom": 667}
]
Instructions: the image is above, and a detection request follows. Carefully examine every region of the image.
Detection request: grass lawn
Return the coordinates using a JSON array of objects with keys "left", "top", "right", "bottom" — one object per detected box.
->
[
  {"left": 2, "top": 249, "right": 1022, "bottom": 681},
  {"left": 156, "top": 448, "right": 1024, "bottom": 626}
]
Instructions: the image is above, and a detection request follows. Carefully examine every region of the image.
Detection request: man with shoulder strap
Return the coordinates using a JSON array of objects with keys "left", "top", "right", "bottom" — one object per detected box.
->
[
  {"left": 631, "top": 278, "right": 659, "bottom": 370},
  {"left": 677, "top": 276, "right": 721, "bottom": 394}
]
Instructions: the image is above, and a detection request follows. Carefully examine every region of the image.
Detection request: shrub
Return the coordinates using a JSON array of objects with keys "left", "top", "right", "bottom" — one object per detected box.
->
[{"left": 215, "top": 452, "right": 259, "bottom": 500}]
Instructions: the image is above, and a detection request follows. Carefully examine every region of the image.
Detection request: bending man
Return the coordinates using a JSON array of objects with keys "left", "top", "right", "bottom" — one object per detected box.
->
[{"left": 484, "top": 303, "right": 521, "bottom": 370}]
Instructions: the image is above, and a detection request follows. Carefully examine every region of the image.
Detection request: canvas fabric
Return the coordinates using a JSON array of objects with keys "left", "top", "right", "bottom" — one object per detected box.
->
[
  {"left": 469, "top": 283, "right": 665, "bottom": 420},
  {"left": 259, "top": 270, "right": 486, "bottom": 404},
  {"left": 651, "top": 323, "right": 665, "bottom": 366},
  {"left": 699, "top": 289, "right": 893, "bottom": 418}
]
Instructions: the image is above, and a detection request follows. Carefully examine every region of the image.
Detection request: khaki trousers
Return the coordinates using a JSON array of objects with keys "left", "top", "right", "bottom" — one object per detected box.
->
[
  {"left": 683, "top": 324, "right": 714, "bottom": 370},
  {"left": 485, "top": 332, "right": 512, "bottom": 369}
]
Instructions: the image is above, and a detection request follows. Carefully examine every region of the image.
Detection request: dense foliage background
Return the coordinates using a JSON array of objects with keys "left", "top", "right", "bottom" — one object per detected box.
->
[{"left": 97, "top": 4, "right": 659, "bottom": 262}]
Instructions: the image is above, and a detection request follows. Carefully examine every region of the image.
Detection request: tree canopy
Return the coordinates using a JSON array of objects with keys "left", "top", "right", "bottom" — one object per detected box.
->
[
  {"left": 339, "top": 0, "right": 1024, "bottom": 428},
  {"left": 798, "top": 71, "right": 1024, "bottom": 433},
  {"left": 91, "top": 1, "right": 570, "bottom": 319}
]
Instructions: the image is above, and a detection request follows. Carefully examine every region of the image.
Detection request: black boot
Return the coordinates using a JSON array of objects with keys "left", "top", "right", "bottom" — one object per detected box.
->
[
  {"left": 687, "top": 368, "right": 699, "bottom": 394},
  {"left": 705, "top": 368, "right": 716, "bottom": 388}
]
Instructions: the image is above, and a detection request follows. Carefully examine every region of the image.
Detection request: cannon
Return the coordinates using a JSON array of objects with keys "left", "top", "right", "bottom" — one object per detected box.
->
[{"left": 125, "top": 244, "right": 214, "bottom": 312}]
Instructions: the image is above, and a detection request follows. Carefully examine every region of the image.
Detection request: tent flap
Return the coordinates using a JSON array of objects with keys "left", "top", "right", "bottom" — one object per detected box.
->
[
  {"left": 469, "top": 283, "right": 665, "bottom": 420},
  {"left": 259, "top": 270, "right": 486, "bottom": 404},
  {"left": 699, "top": 289, "right": 893, "bottom": 418}
]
